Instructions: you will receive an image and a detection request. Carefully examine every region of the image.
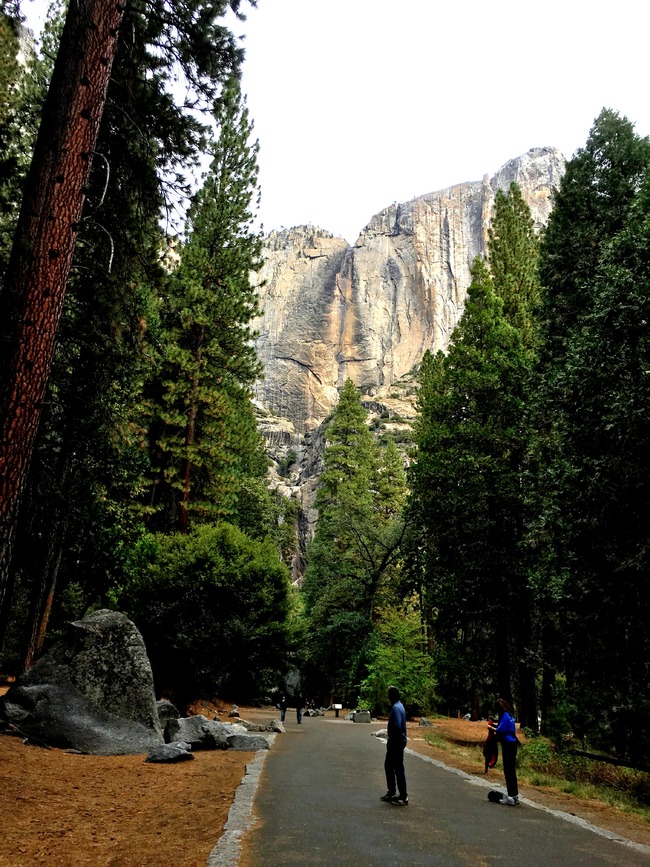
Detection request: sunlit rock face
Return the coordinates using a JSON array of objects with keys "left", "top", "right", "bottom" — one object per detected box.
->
[
  {"left": 252, "top": 228, "right": 350, "bottom": 434},
  {"left": 253, "top": 146, "right": 565, "bottom": 435}
]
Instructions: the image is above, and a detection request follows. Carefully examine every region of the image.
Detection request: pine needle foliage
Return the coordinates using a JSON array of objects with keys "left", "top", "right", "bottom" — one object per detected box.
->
[
  {"left": 531, "top": 109, "right": 650, "bottom": 761},
  {"left": 409, "top": 258, "right": 532, "bottom": 715},
  {"left": 144, "top": 78, "right": 266, "bottom": 531},
  {"left": 302, "top": 380, "right": 409, "bottom": 704},
  {"left": 488, "top": 182, "right": 540, "bottom": 350}
]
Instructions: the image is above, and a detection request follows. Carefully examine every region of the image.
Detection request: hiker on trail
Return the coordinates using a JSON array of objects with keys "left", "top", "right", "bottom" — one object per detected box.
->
[
  {"left": 296, "top": 693, "right": 303, "bottom": 724},
  {"left": 278, "top": 695, "right": 287, "bottom": 723},
  {"left": 380, "top": 685, "right": 408, "bottom": 806},
  {"left": 482, "top": 715, "right": 499, "bottom": 773},
  {"left": 489, "top": 697, "right": 519, "bottom": 805}
]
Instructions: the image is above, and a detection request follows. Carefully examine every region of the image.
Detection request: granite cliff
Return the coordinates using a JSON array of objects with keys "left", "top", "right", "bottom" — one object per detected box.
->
[{"left": 252, "top": 146, "right": 565, "bottom": 438}]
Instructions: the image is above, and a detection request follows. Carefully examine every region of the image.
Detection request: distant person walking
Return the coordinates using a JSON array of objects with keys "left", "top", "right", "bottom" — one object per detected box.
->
[
  {"left": 296, "top": 693, "right": 303, "bottom": 724},
  {"left": 489, "top": 697, "right": 519, "bottom": 805},
  {"left": 380, "top": 685, "right": 408, "bottom": 806},
  {"left": 278, "top": 695, "right": 287, "bottom": 723}
]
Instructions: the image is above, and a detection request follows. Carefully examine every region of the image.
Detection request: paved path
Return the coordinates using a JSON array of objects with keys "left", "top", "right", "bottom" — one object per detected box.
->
[{"left": 213, "top": 715, "right": 650, "bottom": 866}]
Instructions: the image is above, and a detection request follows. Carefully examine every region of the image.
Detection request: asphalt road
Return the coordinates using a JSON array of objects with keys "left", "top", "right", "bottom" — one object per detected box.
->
[{"left": 238, "top": 715, "right": 650, "bottom": 866}]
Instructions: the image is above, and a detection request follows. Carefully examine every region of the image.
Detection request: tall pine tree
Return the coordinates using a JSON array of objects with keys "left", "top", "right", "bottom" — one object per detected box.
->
[
  {"left": 409, "top": 181, "right": 542, "bottom": 722},
  {"left": 144, "top": 78, "right": 266, "bottom": 532},
  {"left": 0, "top": 0, "right": 126, "bottom": 626},
  {"left": 302, "top": 379, "right": 408, "bottom": 703},
  {"left": 532, "top": 111, "right": 650, "bottom": 759},
  {"left": 488, "top": 182, "right": 540, "bottom": 350},
  {"left": 409, "top": 258, "right": 531, "bottom": 717},
  {"left": 538, "top": 109, "right": 650, "bottom": 369}
]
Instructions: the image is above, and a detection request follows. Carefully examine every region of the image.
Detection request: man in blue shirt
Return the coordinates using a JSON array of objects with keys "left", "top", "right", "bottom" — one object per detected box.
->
[{"left": 380, "top": 685, "right": 408, "bottom": 806}]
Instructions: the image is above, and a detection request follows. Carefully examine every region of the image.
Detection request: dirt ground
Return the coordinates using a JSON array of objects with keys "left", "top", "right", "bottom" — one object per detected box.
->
[
  {"left": 1, "top": 701, "right": 649, "bottom": 866},
  {"left": 0, "top": 697, "right": 254, "bottom": 867}
]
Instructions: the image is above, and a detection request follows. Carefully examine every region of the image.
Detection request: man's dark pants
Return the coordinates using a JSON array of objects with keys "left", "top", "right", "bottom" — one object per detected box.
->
[{"left": 384, "top": 741, "right": 407, "bottom": 798}]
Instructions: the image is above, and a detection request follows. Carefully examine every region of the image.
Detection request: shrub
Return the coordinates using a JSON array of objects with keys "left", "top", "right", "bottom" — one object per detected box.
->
[
  {"left": 359, "top": 606, "right": 436, "bottom": 717},
  {"left": 277, "top": 450, "right": 298, "bottom": 477},
  {"left": 519, "top": 735, "right": 558, "bottom": 776},
  {"left": 117, "top": 523, "right": 293, "bottom": 709}
]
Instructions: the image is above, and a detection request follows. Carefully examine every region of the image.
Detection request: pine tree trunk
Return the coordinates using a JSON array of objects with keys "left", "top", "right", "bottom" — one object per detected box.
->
[
  {"left": 179, "top": 335, "right": 204, "bottom": 534},
  {"left": 22, "top": 540, "right": 62, "bottom": 672},
  {"left": 19, "top": 444, "right": 72, "bottom": 671},
  {"left": 514, "top": 585, "right": 539, "bottom": 731},
  {"left": 0, "top": 0, "right": 124, "bottom": 640},
  {"left": 179, "top": 407, "right": 197, "bottom": 534}
]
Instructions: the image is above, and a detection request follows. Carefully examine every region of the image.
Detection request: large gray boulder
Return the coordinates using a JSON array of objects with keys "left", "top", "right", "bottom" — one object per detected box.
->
[
  {"left": 165, "top": 715, "right": 272, "bottom": 751},
  {"left": 242, "top": 718, "right": 285, "bottom": 733},
  {"left": 165, "top": 715, "right": 231, "bottom": 750},
  {"left": 157, "top": 699, "right": 181, "bottom": 726},
  {"left": 145, "top": 742, "right": 194, "bottom": 763},
  {"left": 226, "top": 732, "right": 270, "bottom": 751},
  {"left": 0, "top": 609, "right": 164, "bottom": 755}
]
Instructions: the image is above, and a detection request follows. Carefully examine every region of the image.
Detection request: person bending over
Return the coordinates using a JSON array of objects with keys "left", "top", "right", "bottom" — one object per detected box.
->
[{"left": 489, "top": 697, "right": 519, "bottom": 805}]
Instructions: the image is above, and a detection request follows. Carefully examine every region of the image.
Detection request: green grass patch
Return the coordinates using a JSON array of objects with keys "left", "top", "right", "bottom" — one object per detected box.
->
[{"left": 423, "top": 731, "right": 450, "bottom": 751}]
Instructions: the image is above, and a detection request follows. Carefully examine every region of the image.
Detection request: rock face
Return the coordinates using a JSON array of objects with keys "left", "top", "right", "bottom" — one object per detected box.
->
[
  {"left": 253, "top": 147, "right": 565, "bottom": 436},
  {"left": 251, "top": 147, "right": 566, "bottom": 580},
  {"left": 0, "top": 610, "right": 164, "bottom": 755}
]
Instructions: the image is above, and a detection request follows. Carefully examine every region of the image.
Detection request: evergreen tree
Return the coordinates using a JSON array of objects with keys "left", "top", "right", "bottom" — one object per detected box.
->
[
  {"left": 144, "top": 78, "right": 265, "bottom": 532},
  {"left": 533, "top": 146, "right": 650, "bottom": 761},
  {"left": 572, "top": 178, "right": 650, "bottom": 761},
  {"left": 2, "top": 0, "right": 171, "bottom": 665},
  {"left": 409, "top": 258, "right": 531, "bottom": 718},
  {"left": 315, "top": 378, "right": 376, "bottom": 515},
  {"left": 302, "top": 380, "right": 409, "bottom": 703},
  {"left": 373, "top": 438, "right": 408, "bottom": 520},
  {"left": 363, "top": 437, "right": 408, "bottom": 607},
  {"left": 488, "top": 182, "right": 540, "bottom": 350},
  {"left": 118, "top": 522, "right": 293, "bottom": 709},
  {"left": 0, "top": 0, "right": 126, "bottom": 624},
  {"left": 487, "top": 182, "right": 541, "bottom": 725},
  {"left": 538, "top": 109, "right": 650, "bottom": 368},
  {"left": 302, "top": 380, "right": 376, "bottom": 647},
  {"left": 359, "top": 604, "right": 437, "bottom": 717},
  {"left": 530, "top": 109, "right": 650, "bottom": 753}
]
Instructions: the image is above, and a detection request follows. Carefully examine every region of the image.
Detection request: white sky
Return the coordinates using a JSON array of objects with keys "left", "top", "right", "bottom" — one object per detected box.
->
[{"left": 24, "top": 0, "right": 650, "bottom": 244}]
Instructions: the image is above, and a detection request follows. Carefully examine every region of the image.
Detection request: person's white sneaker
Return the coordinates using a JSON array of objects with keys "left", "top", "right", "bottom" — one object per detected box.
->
[{"left": 499, "top": 795, "right": 516, "bottom": 805}]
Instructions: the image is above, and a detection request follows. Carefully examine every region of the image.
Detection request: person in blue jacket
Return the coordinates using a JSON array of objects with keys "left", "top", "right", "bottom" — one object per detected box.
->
[
  {"left": 380, "top": 685, "right": 408, "bottom": 806},
  {"left": 489, "top": 697, "right": 519, "bottom": 805}
]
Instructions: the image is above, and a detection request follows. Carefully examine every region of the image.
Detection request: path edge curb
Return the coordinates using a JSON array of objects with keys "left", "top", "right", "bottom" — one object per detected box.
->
[{"left": 207, "top": 735, "right": 275, "bottom": 866}]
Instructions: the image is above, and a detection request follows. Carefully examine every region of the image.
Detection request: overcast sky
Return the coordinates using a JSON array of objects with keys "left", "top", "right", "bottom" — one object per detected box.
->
[{"left": 24, "top": 0, "right": 650, "bottom": 244}]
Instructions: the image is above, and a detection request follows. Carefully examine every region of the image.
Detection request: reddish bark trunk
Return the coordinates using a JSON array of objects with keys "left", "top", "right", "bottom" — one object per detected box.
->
[{"left": 0, "top": 0, "right": 125, "bottom": 637}]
